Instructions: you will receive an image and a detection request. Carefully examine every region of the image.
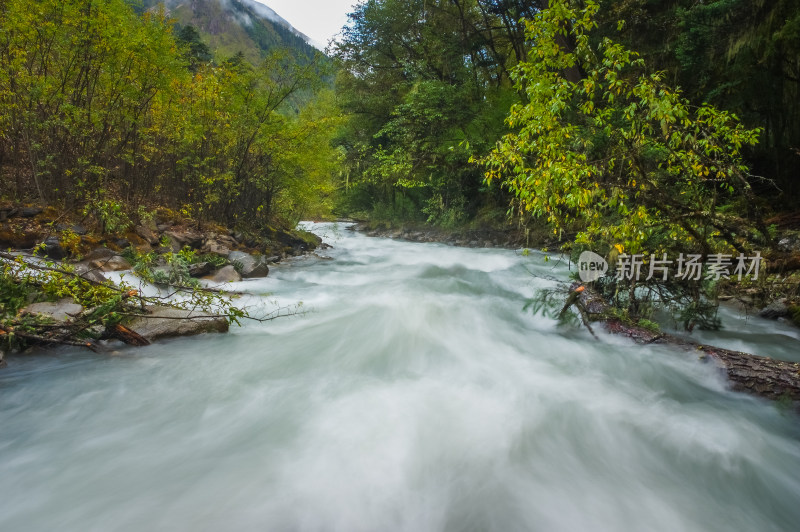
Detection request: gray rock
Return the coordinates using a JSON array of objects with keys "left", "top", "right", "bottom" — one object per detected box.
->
[
  {"left": 165, "top": 229, "right": 204, "bottom": 250},
  {"left": 759, "top": 299, "right": 790, "bottom": 320},
  {"left": 201, "top": 239, "right": 232, "bottom": 257},
  {"left": 135, "top": 225, "right": 159, "bottom": 245},
  {"left": 125, "top": 305, "right": 229, "bottom": 342},
  {"left": 55, "top": 223, "right": 87, "bottom": 235},
  {"left": 228, "top": 251, "right": 269, "bottom": 278},
  {"left": 21, "top": 207, "right": 43, "bottom": 217},
  {"left": 206, "top": 265, "right": 241, "bottom": 283},
  {"left": 83, "top": 247, "right": 116, "bottom": 262},
  {"left": 89, "top": 255, "right": 132, "bottom": 272},
  {"left": 73, "top": 263, "right": 109, "bottom": 284},
  {"left": 188, "top": 262, "right": 214, "bottom": 278},
  {"left": 42, "top": 236, "right": 66, "bottom": 259},
  {"left": 777, "top": 236, "right": 800, "bottom": 253},
  {"left": 23, "top": 298, "right": 83, "bottom": 322}
]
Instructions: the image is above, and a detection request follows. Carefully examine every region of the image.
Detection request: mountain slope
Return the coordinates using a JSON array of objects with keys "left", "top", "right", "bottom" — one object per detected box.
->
[{"left": 139, "top": 0, "right": 318, "bottom": 64}]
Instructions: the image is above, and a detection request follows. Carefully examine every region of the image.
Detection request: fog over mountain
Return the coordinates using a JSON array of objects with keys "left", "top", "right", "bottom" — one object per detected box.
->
[{"left": 138, "top": 0, "right": 320, "bottom": 63}]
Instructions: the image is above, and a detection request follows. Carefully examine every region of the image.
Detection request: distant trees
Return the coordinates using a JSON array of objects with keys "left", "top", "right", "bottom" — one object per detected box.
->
[
  {"left": 333, "top": 0, "right": 538, "bottom": 225},
  {"left": 0, "top": 0, "right": 337, "bottom": 227}
]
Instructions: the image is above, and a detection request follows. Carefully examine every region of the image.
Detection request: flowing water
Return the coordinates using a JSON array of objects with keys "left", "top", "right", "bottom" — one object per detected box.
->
[{"left": 1, "top": 222, "right": 799, "bottom": 532}]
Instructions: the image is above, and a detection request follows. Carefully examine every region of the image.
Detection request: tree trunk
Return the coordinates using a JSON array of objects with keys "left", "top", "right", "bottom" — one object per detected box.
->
[{"left": 577, "top": 285, "right": 800, "bottom": 405}]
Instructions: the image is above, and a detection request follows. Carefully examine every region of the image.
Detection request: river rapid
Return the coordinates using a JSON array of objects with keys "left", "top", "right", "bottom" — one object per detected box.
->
[{"left": 1, "top": 222, "right": 799, "bottom": 532}]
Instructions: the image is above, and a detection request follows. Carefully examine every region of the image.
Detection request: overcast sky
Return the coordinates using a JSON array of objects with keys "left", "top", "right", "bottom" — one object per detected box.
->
[{"left": 258, "top": 0, "right": 360, "bottom": 49}]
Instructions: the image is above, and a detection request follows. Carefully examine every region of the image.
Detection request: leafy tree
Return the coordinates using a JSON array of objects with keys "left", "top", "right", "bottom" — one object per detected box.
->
[
  {"left": 0, "top": 0, "right": 337, "bottom": 230},
  {"left": 176, "top": 24, "right": 213, "bottom": 71},
  {"left": 333, "top": 0, "right": 528, "bottom": 224},
  {"left": 481, "top": 0, "right": 769, "bottom": 326}
]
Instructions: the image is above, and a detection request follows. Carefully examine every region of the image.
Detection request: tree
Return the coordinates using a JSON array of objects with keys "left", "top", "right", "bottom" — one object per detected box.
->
[
  {"left": 176, "top": 24, "right": 212, "bottom": 72},
  {"left": 482, "top": 0, "right": 768, "bottom": 326},
  {"left": 333, "top": 0, "right": 527, "bottom": 225}
]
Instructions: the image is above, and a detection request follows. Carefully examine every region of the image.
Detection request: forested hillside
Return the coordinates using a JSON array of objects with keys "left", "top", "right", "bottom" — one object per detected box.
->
[{"left": 135, "top": 0, "right": 318, "bottom": 65}]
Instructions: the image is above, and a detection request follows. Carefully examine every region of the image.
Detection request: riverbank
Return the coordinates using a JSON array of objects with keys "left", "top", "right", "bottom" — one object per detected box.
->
[{"left": 0, "top": 204, "right": 323, "bottom": 365}]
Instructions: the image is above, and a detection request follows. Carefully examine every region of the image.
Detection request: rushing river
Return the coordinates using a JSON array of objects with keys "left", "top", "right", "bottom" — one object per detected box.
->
[{"left": 1, "top": 222, "right": 799, "bottom": 532}]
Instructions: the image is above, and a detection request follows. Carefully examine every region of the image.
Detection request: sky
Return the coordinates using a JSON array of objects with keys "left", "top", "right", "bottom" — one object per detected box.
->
[{"left": 258, "top": 0, "right": 360, "bottom": 49}]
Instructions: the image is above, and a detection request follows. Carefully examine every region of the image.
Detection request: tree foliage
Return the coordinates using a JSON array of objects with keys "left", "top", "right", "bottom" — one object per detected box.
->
[
  {"left": 333, "top": 0, "right": 537, "bottom": 225},
  {"left": 483, "top": 0, "right": 766, "bottom": 257},
  {"left": 0, "top": 0, "right": 338, "bottom": 228}
]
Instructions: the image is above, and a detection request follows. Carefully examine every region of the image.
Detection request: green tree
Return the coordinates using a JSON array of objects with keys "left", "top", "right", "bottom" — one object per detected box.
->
[
  {"left": 333, "top": 0, "right": 528, "bottom": 225},
  {"left": 482, "top": 0, "right": 769, "bottom": 326},
  {"left": 176, "top": 24, "right": 212, "bottom": 72}
]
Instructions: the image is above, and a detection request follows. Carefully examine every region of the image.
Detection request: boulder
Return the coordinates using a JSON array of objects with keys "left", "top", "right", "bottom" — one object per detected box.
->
[
  {"left": 21, "top": 207, "right": 43, "bottom": 218},
  {"left": 135, "top": 225, "right": 159, "bottom": 245},
  {"left": 201, "top": 238, "right": 232, "bottom": 257},
  {"left": 228, "top": 251, "right": 269, "bottom": 278},
  {"left": 83, "top": 246, "right": 116, "bottom": 262},
  {"left": 55, "top": 223, "right": 87, "bottom": 235},
  {"left": 206, "top": 265, "right": 241, "bottom": 283},
  {"left": 759, "top": 299, "right": 790, "bottom": 320},
  {"left": 165, "top": 229, "right": 204, "bottom": 251},
  {"left": 22, "top": 298, "right": 83, "bottom": 322},
  {"left": 42, "top": 236, "right": 67, "bottom": 260},
  {"left": 73, "top": 263, "right": 109, "bottom": 284},
  {"left": 188, "top": 261, "right": 214, "bottom": 278},
  {"left": 89, "top": 255, "right": 132, "bottom": 272},
  {"left": 777, "top": 236, "right": 800, "bottom": 253},
  {"left": 125, "top": 305, "right": 229, "bottom": 342}
]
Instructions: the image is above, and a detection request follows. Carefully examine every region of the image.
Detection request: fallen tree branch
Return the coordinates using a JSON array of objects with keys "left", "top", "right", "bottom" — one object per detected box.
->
[
  {"left": 576, "top": 284, "right": 800, "bottom": 405},
  {"left": 0, "top": 324, "right": 99, "bottom": 352}
]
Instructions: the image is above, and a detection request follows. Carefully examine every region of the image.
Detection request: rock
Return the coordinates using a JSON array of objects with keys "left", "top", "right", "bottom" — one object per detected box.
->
[
  {"left": 115, "top": 238, "right": 131, "bottom": 249},
  {"left": 206, "top": 265, "right": 241, "bottom": 283},
  {"left": 21, "top": 207, "right": 43, "bottom": 218},
  {"left": 55, "top": 223, "right": 87, "bottom": 235},
  {"left": 22, "top": 298, "right": 83, "bottom": 322},
  {"left": 0, "top": 230, "right": 41, "bottom": 249},
  {"left": 188, "top": 262, "right": 214, "bottom": 278},
  {"left": 165, "top": 229, "right": 204, "bottom": 251},
  {"left": 89, "top": 255, "right": 132, "bottom": 272},
  {"left": 0, "top": 349, "right": 5, "bottom": 369},
  {"left": 83, "top": 246, "right": 116, "bottom": 262},
  {"left": 228, "top": 251, "right": 269, "bottom": 278},
  {"left": 73, "top": 263, "right": 109, "bottom": 284},
  {"left": 201, "top": 238, "right": 232, "bottom": 257},
  {"left": 777, "top": 236, "right": 800, "bottom": 253},
  {"left": 42, "top": 236, "right": 66, "bottom": 259},
  {"left": 759, "top": 299, "right": 790, "bottom": 320},
  {"left": 265, "top": 255, "right": 281, "bottom": 264},
  {"left": 135, "top": 225, "right": 159, "bottom": 245},
  {"left": 125, "top": 305, "right": 229, "bottom": 342}
]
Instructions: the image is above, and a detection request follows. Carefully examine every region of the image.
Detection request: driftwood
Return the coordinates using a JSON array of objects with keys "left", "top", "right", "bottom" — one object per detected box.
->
[
  {"left": 109, "top": 324, "right": 151, "bottom": 347},
  {"left": 569, "top": 285, "right": 800, "bottom": 405}
]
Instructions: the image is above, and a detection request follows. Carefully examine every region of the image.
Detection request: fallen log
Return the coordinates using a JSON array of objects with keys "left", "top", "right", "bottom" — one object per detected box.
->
[{"left": 573, "top": 285, "right": 800, "bottom": 405}]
